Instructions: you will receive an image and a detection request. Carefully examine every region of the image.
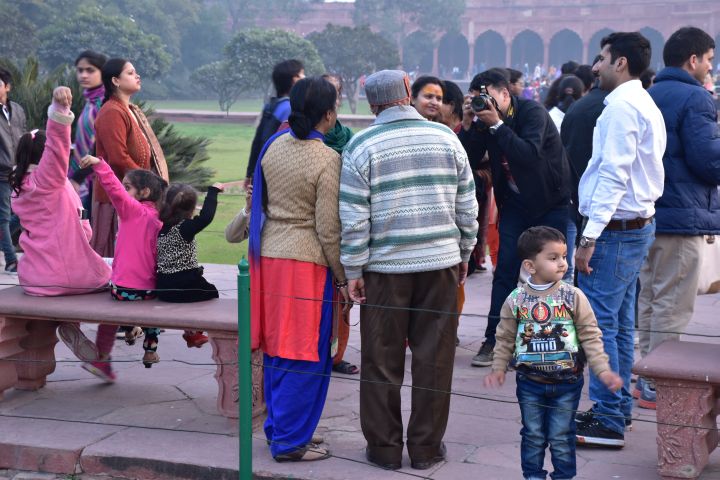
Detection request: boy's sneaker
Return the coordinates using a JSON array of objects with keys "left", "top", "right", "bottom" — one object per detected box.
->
[
  {"left": 576, "top": 419, "right": 625, "bottom": 448},
  {"left": 57, "top": 323, "right": 99, "bottom": 362},
  {"left": 183, "top": 331, "right": 208, "bottom": 348},
  {"left": 4, "top": 261, "right": 17, "bottom": 274},
  {"left": 471, "top": 342, "right": 494, "bottom": 367},
  {"left": 82, "top": 360, "right": 116, "bottom": 383},
  {"left": 637, "top": 378, "right": 657, "bottom": 410}
]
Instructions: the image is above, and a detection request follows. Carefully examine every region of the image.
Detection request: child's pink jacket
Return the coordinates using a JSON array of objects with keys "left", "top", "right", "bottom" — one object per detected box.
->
[
  {"left": 92, "top": 159, "right": 162, "bottom": 290},
  {"left": 12, "top": 107, "right": 111, "bottom": 296}
]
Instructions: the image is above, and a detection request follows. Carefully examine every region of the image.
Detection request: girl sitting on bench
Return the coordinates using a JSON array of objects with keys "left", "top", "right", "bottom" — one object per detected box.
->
[
  {"left": 79, "top": 155, "right": 167, "bottom": 372},
  {"left": 10, "top": 87, "right": 111, "bottom": 369},
  {"left": 156, "top": 182, "right": 224, "bottom": 348}
]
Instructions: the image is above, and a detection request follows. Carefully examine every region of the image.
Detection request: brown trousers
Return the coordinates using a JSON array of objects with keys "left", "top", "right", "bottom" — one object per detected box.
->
[{"left": 360, "top": 266, "right": 459, "bottom": 464}]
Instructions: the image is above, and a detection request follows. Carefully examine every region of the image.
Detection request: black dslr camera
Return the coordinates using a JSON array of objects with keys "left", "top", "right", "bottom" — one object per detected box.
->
[{"left": 470, "top": 85, "right": 496, "bottom": 112}]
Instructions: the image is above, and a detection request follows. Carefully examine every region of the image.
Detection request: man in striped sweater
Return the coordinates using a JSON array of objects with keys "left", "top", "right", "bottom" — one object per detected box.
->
[{"left": 340, "top": 70, "right": 478, "bottom": 471}]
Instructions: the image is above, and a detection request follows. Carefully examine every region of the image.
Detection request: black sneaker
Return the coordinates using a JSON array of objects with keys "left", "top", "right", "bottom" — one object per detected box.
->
[
  {"left": 575, "top": 408, "right": 594, "bottom": 425},
  {"left": 576, "top": 419, "right": 625, "bottom": 448},
  {"left": 471, "top": 341, "right": 494, "bottom": 367}
]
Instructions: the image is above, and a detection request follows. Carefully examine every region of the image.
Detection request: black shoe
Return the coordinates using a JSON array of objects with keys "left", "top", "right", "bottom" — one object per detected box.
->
[
  {"left": 471, "top": 342, "right": 494, "bottom": 367},
  {"left": 575, "top": 408, "right": 594, "bottom": 425},
  {"left": 365, "top": 448, "right": 401, "bottom": 470},
  {"left": 576, "top": 419, "right": 625, "bottom": 448},
  {"left": 410, "top": 442, "right": 447, "bottom": 470},
  {"left": 576, "top": 409, "right": 632, "bottom": 431}
]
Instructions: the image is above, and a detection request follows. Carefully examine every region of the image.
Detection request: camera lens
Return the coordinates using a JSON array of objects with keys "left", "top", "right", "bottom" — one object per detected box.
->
[{"left": 471, "top": 96, "right": 487, "bottom": 112}]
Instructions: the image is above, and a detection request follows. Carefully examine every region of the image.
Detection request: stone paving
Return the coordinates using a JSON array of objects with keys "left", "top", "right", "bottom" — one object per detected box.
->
[{"left": 0, "top": 264, "right": 719, "bottom": 479}]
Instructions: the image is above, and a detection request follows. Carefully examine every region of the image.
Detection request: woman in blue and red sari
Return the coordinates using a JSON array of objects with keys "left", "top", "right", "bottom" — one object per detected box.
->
[{"left": 249, "top": 76, "right": 351, "bottom": 462}]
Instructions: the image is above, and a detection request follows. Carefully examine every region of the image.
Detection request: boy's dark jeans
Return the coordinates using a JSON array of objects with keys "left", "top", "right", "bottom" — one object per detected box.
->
[{"left": 516, "top": 373, "right": 583, "bottom": 480}]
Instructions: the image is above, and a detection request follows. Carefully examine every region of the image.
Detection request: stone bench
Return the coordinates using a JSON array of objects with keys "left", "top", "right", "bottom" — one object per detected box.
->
[
  {"left": 0, "top": 286, "right": 263, "bottom": 421},
  {"left": 632, "top": 340, "right": 720, "bottom": 480}
]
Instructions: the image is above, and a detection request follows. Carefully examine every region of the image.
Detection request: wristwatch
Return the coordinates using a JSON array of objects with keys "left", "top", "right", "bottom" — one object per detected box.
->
[
  {"left": 579, "top": 236, "right": 596, "bottom": 248},
  {"left": 489, "top": 120, "right": 504, "bottom": 135}
]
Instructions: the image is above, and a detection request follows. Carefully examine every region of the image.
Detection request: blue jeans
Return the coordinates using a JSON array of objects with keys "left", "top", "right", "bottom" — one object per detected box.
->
[
  {"left": 517, "top": 374, "right": 583, "bottom": 480},
  {"left": 577, "top": 221, "right": 655, "bottom": 434},
  {"left": 564, "top": 219, "right": 577, "bottom": 282},
  {"left": 486, "top": 194, "right": 569, "bottom": 344},
  {"left": 0, "top": 182, "right": 16, "bottom": 265}
]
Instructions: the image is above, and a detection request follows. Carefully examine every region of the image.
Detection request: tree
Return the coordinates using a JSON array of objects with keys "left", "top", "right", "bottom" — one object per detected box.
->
[
  {"left": 308, "top": 25, "right": 400, "bottom": 113},
  {"left": 224, "top": 28, "right": 324, "bottom": 97},
  {"left": 37, "top": 6, "right": 172, "bottom": 79},
  {"left": 353, "top": 0, "right": 466, "bottom": 60},
  {"left": 0, "top": 4, "right": 39, "bottom": 62},
  {"left": 0, "top": 57, "right": 82, "bottom": 130},
  {"left": 191, "top": 61, "right": 243, "bottom": 114},
  {"left": 219, "top": 0, "right": 324, "bottom": 32}
]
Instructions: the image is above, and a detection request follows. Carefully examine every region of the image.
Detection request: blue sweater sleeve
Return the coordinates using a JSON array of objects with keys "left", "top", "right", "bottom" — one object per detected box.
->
[{"left": 681, "top": 91, "right": 720, "bottom": 184}]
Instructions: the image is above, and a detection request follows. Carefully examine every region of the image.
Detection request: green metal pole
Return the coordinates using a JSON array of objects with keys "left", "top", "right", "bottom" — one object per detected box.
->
[{"left": 238, "top": 257, "right": 252, "bottom": 480}]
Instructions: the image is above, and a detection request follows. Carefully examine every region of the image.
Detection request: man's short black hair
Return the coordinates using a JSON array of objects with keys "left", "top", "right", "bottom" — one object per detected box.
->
[
  {"left": 600, "top": 32, "right": 651, "bottom": 77},
  {"left": 469, "top": 68, "right": 510, "bottom": 93},
  {"left": 574, "top": 65, "right": 595, "bottom": 91},
  {"left": 506, "top": 68, "right": 523, "bottom": 84},
  {"left": 663, "top": 27, "right": 715, "bottom": 68},
  {"left": 561, "top": 61, "right": 579, "bottom": 74},
  {"left": 640, "top": 68, "right": 656, "bottom": 89},
  {"left": 517, "top": 226, "right": 566, "bottom": 261},
  {"left": 272, "top": 59, "right": 304, "bottom": 97},
  {"left": 0, "top": 67, "right": 12, "bottom": 86}
]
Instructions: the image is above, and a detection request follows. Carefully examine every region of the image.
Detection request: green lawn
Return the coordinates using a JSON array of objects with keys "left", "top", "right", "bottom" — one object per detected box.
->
[
  {"left": 196, "top": 191, "right": 248, "bottom": 265},
  {"left": 150, "top": 98, "right": 372, "bottom": 116},
  {"left": 171, "top": 123, "right": 253, "bottom": 183},
  {"left": 170, "top": 122, "right": 252, "bottom": 264}
]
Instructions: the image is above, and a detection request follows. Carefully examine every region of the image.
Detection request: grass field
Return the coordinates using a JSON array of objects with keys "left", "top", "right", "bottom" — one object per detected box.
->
[
  {"left": 173, "top": 122, "right": 252, "bottom": 264},
  {"left": 171, "top": 123, "right": 252, "bottom": 183},
  {"left": 149, "top": 98, "right": 373, "bottom": 116}
]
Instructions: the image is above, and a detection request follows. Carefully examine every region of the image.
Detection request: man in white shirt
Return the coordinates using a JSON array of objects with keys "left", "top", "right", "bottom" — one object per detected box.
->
[{"left": 573, "top": 32, "right": 667, "bottom": 448}]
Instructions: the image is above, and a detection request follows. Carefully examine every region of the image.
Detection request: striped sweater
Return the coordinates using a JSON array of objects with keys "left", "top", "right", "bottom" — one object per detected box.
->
[{"left": 340, "top": 106, "right": 479, "bottom": 279}]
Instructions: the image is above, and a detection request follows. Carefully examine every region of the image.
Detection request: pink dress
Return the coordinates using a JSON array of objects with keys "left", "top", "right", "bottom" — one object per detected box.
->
[
  {"left": 12, "top": 107, "right": 111, "bottom": 296},
  {"left": 91, "top": 160, "right": 161, "bottom": 290}
]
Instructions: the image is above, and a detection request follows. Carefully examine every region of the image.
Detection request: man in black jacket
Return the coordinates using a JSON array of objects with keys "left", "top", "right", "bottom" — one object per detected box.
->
[{"left": 459, "top": 68, "right": 572, "bottom": 367}]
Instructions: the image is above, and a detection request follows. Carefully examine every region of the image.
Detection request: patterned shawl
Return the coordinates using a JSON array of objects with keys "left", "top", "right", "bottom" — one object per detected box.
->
[
  {"left": 127, "top": 103, "right": 169, "bottom": 181},
  {"left": 70, "top": 85, "right": 104, "bottom": 198}
]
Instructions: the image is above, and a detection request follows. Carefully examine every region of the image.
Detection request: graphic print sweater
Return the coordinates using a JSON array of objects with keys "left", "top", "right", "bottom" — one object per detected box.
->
[{"left": 492, "top": 281, "right": 611, "bottom": 381}]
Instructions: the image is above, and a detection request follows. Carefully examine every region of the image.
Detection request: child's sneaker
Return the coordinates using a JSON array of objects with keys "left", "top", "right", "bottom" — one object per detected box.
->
[
  {"left": 82, "top": 360, "right": 116, "bottom": 383},
  {"left": 57, "top": 323, "right": 99, "bottom": 362},
  {"left": 183, "top": 331, "right": 208, "bottom": 348},
  {"left": 142, "top": 351, "right": 160, "bottom": 368},
  {"left": 637, "top": 378, "right": 657, "bottom": 410},
  {"left": 4, "top": 261, "right": 17, "bottom": 274},
  {"left": 124, "top": 326, "right": 144, "bottom": 346}
]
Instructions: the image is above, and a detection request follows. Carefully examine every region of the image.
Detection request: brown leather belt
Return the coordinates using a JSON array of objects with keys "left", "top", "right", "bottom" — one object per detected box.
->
[{"left": 605, "top": 217, "right": 652, "bottom": 231}]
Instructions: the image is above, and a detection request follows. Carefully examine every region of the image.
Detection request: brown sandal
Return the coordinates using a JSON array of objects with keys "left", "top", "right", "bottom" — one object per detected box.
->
[{"left": 274, "top": 445, "right": 331, "bottom": 462}]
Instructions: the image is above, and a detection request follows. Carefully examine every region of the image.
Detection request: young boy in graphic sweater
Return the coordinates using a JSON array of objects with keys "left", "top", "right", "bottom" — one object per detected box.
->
[{"left": 484, "top": 226, "right": 622, "bottom": 480}]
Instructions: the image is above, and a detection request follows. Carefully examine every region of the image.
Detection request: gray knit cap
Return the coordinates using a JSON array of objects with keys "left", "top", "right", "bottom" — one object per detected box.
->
[{"left": 364, "top": 70, "right": 412, "bottom": 107}]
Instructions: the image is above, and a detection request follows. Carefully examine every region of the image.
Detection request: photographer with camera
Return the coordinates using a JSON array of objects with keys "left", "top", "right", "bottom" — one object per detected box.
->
[{"left": 458, "top": 68, "right": 572, "bottom": 368}]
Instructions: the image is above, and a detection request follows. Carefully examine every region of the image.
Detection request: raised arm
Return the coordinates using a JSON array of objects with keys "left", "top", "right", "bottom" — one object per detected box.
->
[
  {"left": 32, "top": 87, "right": 75, "bottom": 191},
  {"left": 83, "top": 156, "right": 143, "bottom": 220},
  {"left": 179, "top": 185, "right": 223, "bottom": 241}
]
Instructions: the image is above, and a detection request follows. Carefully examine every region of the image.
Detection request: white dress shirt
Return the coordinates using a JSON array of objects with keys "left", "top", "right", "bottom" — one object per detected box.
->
[
  {"left": 548, "top": 106, "right": 564, "bottom": 134},
  {"left": 578, "top": 79, "right": 666, "bottom": 239}
]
